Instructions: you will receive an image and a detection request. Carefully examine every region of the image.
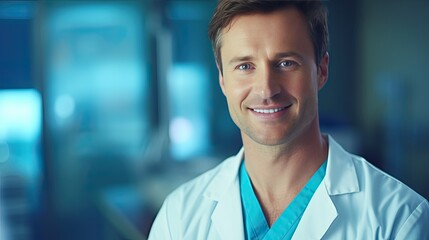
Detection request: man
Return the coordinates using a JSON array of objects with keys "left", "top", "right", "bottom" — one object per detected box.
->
[{"left": 148, "top": 0, "right": 429, "bottom": 239}]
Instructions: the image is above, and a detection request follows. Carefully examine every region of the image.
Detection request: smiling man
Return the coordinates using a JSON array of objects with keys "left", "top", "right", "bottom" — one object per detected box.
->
[{"left": 148, "top": 1, "right": 429, "bottom": 239}]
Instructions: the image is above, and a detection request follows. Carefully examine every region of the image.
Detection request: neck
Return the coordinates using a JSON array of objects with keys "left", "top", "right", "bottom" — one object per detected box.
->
[{"left": 241, "top": 119, "right": 328, "bottom": 225}]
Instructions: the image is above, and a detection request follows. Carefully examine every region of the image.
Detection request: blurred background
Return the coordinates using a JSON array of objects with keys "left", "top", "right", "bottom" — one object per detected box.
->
[{"left": 0, "top": 0, "right": 428, "bottom": 239}]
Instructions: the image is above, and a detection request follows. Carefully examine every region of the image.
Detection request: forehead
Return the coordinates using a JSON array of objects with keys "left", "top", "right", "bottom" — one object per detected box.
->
[
  {"left": 220, "top": 7, "right": 314, "bottom": 61},
  {"left": 224, "top": 7, "right": 309, "bottom": 41}
]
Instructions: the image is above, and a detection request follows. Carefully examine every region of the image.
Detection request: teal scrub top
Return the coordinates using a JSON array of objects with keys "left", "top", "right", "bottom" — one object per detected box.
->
[{"left": 239, "top": 160, "right": 327, "bottom": 240}]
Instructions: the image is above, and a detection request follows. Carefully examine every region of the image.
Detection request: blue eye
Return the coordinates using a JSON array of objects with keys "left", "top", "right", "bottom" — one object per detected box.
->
[
  {"left": 237, "top": 63, "right": 252, "bottom": 70},
  {"left": 279, "top": 60, "right": 296, "bottom": 68}
]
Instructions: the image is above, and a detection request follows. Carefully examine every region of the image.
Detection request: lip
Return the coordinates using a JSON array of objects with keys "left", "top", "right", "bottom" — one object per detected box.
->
[
  {"left": 248, "top": 104, "right": 291, "bottom": 119},
  {"left": 252, "top": 107, "right": 286, "bottom": 113}
]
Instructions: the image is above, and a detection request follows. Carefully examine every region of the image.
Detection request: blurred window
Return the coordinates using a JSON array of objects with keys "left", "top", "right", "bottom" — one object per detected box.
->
[{"left": 43, "top": 1, "right": 150, "bottom": 218}]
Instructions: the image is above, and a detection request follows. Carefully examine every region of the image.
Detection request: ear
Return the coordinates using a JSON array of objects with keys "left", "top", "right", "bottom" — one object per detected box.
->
[
  {"left": 317, "top": 52, "right": 329, "bottom": 90},
  {"left": 218, "top": 64, "right": 226, "bottom": 96}
]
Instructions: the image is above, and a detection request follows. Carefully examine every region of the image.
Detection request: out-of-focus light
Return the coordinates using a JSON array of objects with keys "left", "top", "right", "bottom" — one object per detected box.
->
[
  {"left": 169, "top": 117, "right": 194, "bottom": 144},
  {"left": 0, "top": 89, "right": 41, "bottom": 141},
  {"left": 167, "top": 63, "right": 210, "bottom": 160},
  {"left": 0, "top": 141, "right": 9, "bottom": 163},
  {"left": 55, "top": 94, "right": 75, "bottom": 119}
]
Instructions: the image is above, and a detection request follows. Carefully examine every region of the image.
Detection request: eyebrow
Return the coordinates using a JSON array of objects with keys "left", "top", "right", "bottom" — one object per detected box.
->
[
  {"left": 274, "top": 52, "right": 305, "bottom": 62},
  {"left": 227, "top": 55, "right": 254, "bottom": 66},
  {"left": 227, "top": 51, "right": 305, "bottom": 66}
]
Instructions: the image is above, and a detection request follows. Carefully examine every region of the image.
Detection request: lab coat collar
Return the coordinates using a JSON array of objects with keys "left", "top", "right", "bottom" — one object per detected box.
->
[
  {"left": 204, "top": 136, "right": 360, "bottom": 197},
  {"left": 203, "top": 148, "right": 244, "bottom": 201},
  {"left": 205, "top": 148, "right": 245, "bottom": 239},
  {"left": 324, "top": 135, "right": 360, "bottom": 195},
  {"left": 204, "top": 136, "right": 361, "bottom": 239},
  {"left": 293, "top": 135, "right": 360, "bottom": 239}
]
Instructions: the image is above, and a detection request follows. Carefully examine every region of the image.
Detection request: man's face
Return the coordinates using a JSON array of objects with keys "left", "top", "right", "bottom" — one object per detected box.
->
[{"left": 218, "top": 7, "right": 328, "bottom": 146}]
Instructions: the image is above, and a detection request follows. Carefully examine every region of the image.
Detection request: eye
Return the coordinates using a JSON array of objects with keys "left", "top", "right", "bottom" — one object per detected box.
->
[
  {"left": 236, "top": 63, "right": 253, "bottom": 71},
  {"left": 278, "top": 60, "right": 297, "bottom": 68}
]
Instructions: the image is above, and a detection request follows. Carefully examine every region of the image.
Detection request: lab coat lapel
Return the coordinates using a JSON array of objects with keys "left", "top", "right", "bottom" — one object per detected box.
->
[
  {"left": 292, "top": 181, "right": 337, "bottom": 239},
  {"left": 211, "top": 179, "right": 245, "bottom": 240},
  {"left": 206, "top": 149, "right": 245, "bottom": 240},
  {"left": 293, "top": 136, "right": 360, "bottom": 239}
]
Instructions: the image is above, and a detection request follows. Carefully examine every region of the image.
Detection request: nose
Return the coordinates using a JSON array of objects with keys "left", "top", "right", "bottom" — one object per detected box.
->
[{"left": 254, "top": 65, "right": 281, "bottom": 99}]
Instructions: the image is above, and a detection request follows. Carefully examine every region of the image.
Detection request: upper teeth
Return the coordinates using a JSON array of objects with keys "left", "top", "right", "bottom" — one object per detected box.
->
[{"left": 253, "top": 107, "right": 284, "bottom": 113}]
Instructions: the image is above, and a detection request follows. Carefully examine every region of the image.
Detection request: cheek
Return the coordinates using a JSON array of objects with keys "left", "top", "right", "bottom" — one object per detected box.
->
[
  {"left": 296, "top": 79, "right": 319, "bottom": 114},
  {"left": 224, "top": 75, "right": 252, "bottom": 106},
  {"left": 287, "top": 80, "right": 312, "bottom": 100},
  {"left": 288, "top": 72, "right": 319, "bottom": 99}
]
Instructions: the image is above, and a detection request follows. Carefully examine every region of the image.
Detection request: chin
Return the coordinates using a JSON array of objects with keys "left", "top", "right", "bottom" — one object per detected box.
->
[{"left": 248, "top": 133, "right": 289, "bottom": 146}]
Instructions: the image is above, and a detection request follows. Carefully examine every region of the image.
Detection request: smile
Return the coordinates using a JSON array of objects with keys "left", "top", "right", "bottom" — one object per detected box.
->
[{"left": 252, "top": 107, "right": 287, "bottom": 114}]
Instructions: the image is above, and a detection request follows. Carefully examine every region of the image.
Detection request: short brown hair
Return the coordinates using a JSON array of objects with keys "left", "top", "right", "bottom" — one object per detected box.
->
[{"left": 208, "top": 0, "right": 329, "bottom": 72}]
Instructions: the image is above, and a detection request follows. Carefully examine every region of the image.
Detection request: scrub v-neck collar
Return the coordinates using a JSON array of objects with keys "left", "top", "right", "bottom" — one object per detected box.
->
[{"left": 239, "top": 160, "right": 327, "bottom": 240}]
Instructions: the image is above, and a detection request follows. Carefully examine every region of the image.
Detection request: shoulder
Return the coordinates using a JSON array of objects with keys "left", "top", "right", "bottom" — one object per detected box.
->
[
  {"left": 349, "top": 154, "right": 428, "bottom": 238},
  {"left": 168, "top": 153, "right": 240, "bottom": 203},
  {"left": 148, "top": 152, "right": 242, "bottom": 239},
  {"left": 327, "top": 137, "right": 428, "bottom": 238},
  {"left": 160, "top": 151, "right": 242, "bottom": 219},
  {"left": 350, "top": 153, "right": 426, "bottom": 206},
  {"left": 328, "top": 136, "right": 425, "bottom": 206}
]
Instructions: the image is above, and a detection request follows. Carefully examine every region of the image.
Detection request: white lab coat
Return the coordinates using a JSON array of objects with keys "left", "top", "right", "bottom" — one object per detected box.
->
[{"left": 148, "top": 136, "right": 429, "bottom": 239}]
